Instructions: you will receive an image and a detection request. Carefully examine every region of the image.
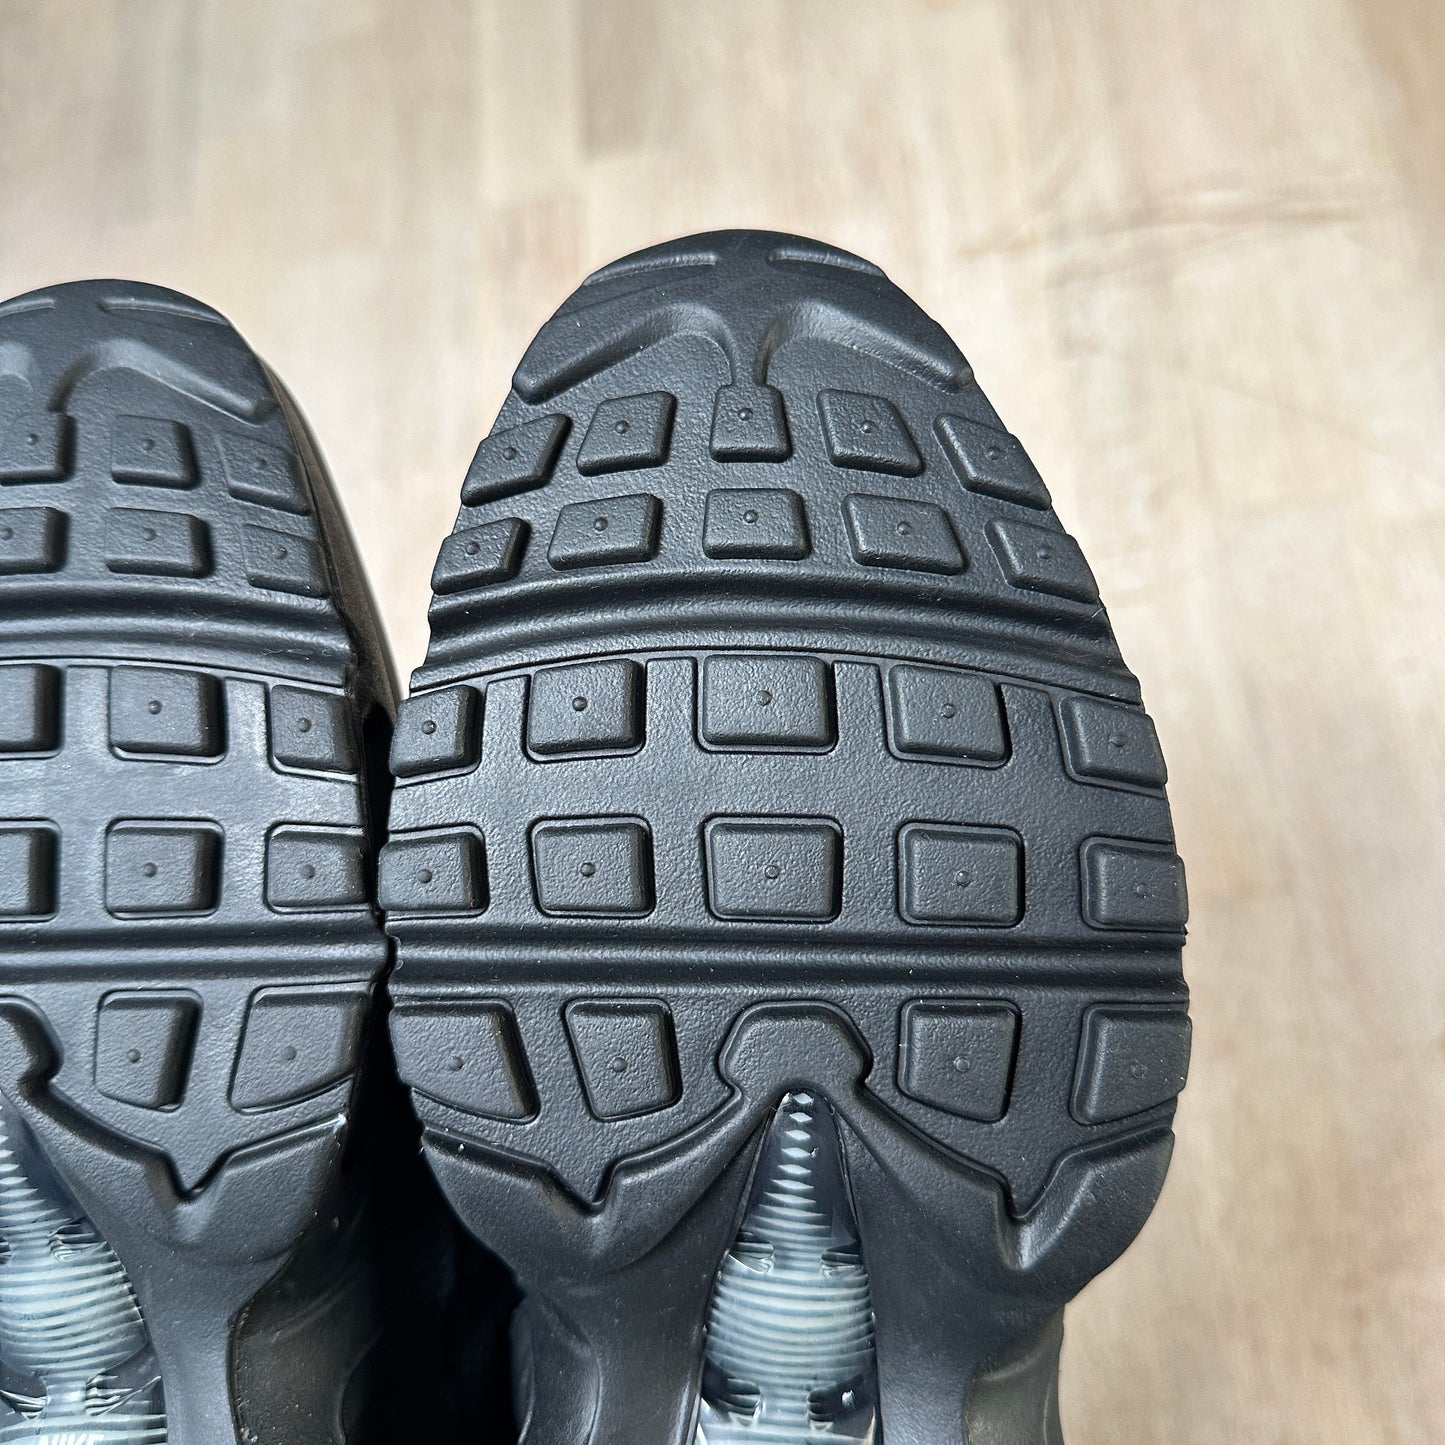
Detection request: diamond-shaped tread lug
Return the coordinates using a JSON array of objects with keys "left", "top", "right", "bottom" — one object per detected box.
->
[
  {"left": 531, "top": 819, "right": 653, "bottom": 917},
  {"left": 700, "top": 654, "right": 836, "bottom": 749},
  {"left": 1060, "top": 697, "right": 1167, "bottom": 788},
  {"left": 243, "top": 524, "right": 330, "bottom": 597},
  {"left": 898, "top": 1000, "right": 1019, "bottom": 1122},
  {"left": 935, "top": 415, "right": 1051, "bottom": 509},
  {"left": 565, "top": 1000, "right": 680, "bottom": 1120},
  {"left": 528, "top": 659, "right": 644, "bottom": 757},
  {"left": 898, "top": 825, "right": 1022, "bottom": 926},
  {"left": 103, "top": 507, "right": 211, "bottom": 578},
  {"left": 0, "top": 507, "right": 65, "bottom": 574},
  {"left": 111, "top": 415, "right": 196, "bottom": 488},
  {"left": 705, "top": 818, "right": 842, "bottom": 921},
  {"left": 576, "top": 392, "right": 676, "bottom": 475},
  {"left": 391, "top": 686, "right": 481, "bottom": 777},
  {"left": 989, "top": 519, "right": 1099, "bottom": 604},
  {"left": 432, "top": 518, "right": 529, "bottom": 594},
  {"left": 378, "top": 832, "right": 487, "bottom": 914},
  {"left": 95, "top": 992, "right": 200, "bottom": 1109},
  {"left": 887, "top": 665, "right": 1006, "bottom": 762},
  {"left": 390, "top": 1000, "right": 536, "bottom": 1120},
  {"left": 1081, "top": 840, "right": 1188, "bottom": 931},
  {"left": 844, "top": 494, "right": 964, "bottom": 573},
  {"left": 0, "top": 664, "right": 61, "bottom": 753},
  {"left": 0, "top": 411, "right": 71, "bottom": 482},
  {"left": 548, "top": 493, "right": 661, "bottom": 569},
  {"left": 269, "top": 686, "right": 357, "bottom": 773},
  {"left": 0, "top": 825, "right": 57, "bottom": 918},
  {"left": 230, "top": 987, "right": 368, "bottom": 1110},
  {"left": 216, "top": 433, "right": 308, "bottom": 513},
  {"left": 1072, "top": 1006, "right": 1192, "bottom": 1124},
  {"left": 265, "top": 828, "right": 367, "bottom": 912},
  {"left": 109, "top": 667, "right": 224, "bottom": 758},
  {"left": 105, "top": 823, "right": 221, "bottom": 916},
  {"left": 710, "top": 383, "right": 790, "bottom": 461},
  {"left": 818, "top": 390, "right": 922, "bottom": 475},
  {"left": 702, "top": 488, "right": 810, "bottom": 560},
  {"left": 461, "top": 414, "right": 570, "bottom": 505}
]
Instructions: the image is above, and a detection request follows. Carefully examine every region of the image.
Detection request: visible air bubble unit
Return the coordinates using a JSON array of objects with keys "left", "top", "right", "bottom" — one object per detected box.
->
[
  {"left": 695, "top": 1092, "right": 878, "bottom": 1445},
  {"left": 0, "top": 1094, "right": 165, "bottom": 1444}
]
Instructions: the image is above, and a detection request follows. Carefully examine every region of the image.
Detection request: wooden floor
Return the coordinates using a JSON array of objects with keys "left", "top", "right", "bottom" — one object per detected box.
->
[{"left": 2, "top": 2, "right": 1441, "bottom": 1440}]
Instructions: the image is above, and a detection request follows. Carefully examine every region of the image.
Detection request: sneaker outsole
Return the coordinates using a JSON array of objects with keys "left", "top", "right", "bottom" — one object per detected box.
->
[
  {"left": 0, "top": 281, "right": 395, "bottom": 1445},
  {"left": 383, "top": 231, "right": 1189, "bottom": 1445}
]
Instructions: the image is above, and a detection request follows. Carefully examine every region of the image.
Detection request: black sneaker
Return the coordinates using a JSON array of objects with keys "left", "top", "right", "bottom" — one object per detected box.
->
[
  {"left": 381, "top": 231, "right": 1190, "bottom": 1445},
  {"left": 0, "top": 281, "right": 503, "bottom": 1445}
]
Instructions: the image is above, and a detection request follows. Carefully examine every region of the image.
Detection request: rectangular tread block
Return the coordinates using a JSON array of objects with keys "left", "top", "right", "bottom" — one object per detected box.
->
[
  {"left": 378, "top": 831, "right": 486, "bottom": 914},
  {"left": 898, "top": 1000, "right": 1019, "bottom": 1121},
  {"left": 988, "top": 519, "right": 1099, "bottom": 604},
  {"left": 818, "top": 390, "right": 922, "bottom": 475},
  {"left": 528, "top": 659, "right": 643, "bottom": 756},
  {"left": 531, "top": 819, "right": 653, "bottom": 917},
  {"left": 1060, "top": 696, "right": 1167, "bottom": 788},
  {"left": 935, "top": 415, "right": 1051, "bottom": 509},
  {"left": 844, "top": 493, "right": 964, "bottom": 574},
  {"left": 0, "top": 664, "right": 61, "bottom": 753},
  {"left": 565, "top": 1000, "right": 680, "bottom": 1119},
  {"left": 705, "top": 817, "right": 842, "bottom": 921},
  {"left": 899, "top": 824, "right": 1022, "bottom": 925},
  {"left": 242, "top": 524, "right": 329, "bottom": 597},
  {"left": 1072, "top": 1006, "right": 1192, "bottom": 1124},
  {"left": 1082, "top": 839, "right": 1188, "bottom": 931},
  {"left": 231, "top": 987, "right": 368, "bottom": 1110},
  {"left": 0, "top": 411, "right": 71, "bottom": 482},
  {"left": 104, "top": 507, "right": 211, "bottom": 577},
  {"left": 710, "top": 383, "right": 791, "bottom": 462},
  {"left": 269, "top": 686, "right": 357, "bottom": 773},
  {"left": 702, "top": 488, "right": 810, "bottom": 559},
  {"left": 548, "top": 493, "right": 661, "bottom": 569},
  {"left": 105, "top": 822, "right": 221, "bottom": 916},
  {"left": 700, "top": 654, "right": 836, "bottom": 749},
  {"left": 0, "top": 825, "right": 57, "bottom": 918},
  {"left": 95, "top": 991, "right": 199, "bottom": 1108},
  {"left": 391, "top": 687, "right": 481, "bottom": 777},
  {"left": 109, "top": 667, "right": 224, "bottom": 758},
  {"left": 462, "top": 414, "right": 569, "bottom": 505},
  {"left": 887, "top": 664, "right": 1006, "bottom": 762},
  {"left": 0, "top": 506, "right": 65, "bottom": 574},
  {"left": 111, "top": 416, "right": 196, "bottom": 487},
  {"left": 266, "top": 828, "right": 367, "bottom": 911},
  {"left": 576, "top": 392, "right": 676, "bottom": 474},
  {"left": 217, "top": 433, "right": 308, "bottom": 513},
  {"left": 431, "top": 518, "right": 528, "bottom": 593},
  {"left": 390, "top": 1000, "right": 536, "bottom": 1120}
]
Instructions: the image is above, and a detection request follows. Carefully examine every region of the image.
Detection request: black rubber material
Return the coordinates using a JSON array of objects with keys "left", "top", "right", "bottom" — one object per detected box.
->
[
  {"left": 0, "top": 281, "right": 504, "bottom": 1445},
  {"left": 384, "top": 231, "right": 1191, "bottom": 1444}
]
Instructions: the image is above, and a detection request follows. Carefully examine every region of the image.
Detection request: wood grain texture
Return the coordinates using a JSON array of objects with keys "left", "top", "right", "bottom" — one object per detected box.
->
[{"left": 1, "top": 2, "right": 1440, "bottom": 1440}]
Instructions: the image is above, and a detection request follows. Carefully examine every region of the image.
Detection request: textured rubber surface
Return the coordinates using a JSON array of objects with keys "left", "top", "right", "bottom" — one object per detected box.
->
[
  {"left": 0, "top": 280, "right": 401, "bottom": 1445},
  {"left": 384, "top": 231, "right": 1190, "bottom": 1445}
]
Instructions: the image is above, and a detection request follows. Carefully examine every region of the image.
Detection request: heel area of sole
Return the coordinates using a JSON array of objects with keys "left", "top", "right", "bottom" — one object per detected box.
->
[
  {"left": 0, "top": 983, "right": 373, "bottom": 1445},
  {"left": 399, "top": 993, "right": 1177, "bottom": 1445}
]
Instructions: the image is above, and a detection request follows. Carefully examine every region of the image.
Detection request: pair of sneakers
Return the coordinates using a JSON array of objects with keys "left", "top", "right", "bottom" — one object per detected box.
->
[{"left": 0, "top": 230, "right": 1189, "bottom": 1445}]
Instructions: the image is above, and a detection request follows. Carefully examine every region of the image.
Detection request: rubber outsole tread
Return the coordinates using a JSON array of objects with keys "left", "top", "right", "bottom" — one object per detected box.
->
[
  {"left": 0, "top": 281, "right": 396, "bottom": 1445},
  {"left": 418, "top": 231, "right": 1132, "bottom": 704},
  {"left": 385, "top": 232, "right": 1189, "bottom": 1445}
]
